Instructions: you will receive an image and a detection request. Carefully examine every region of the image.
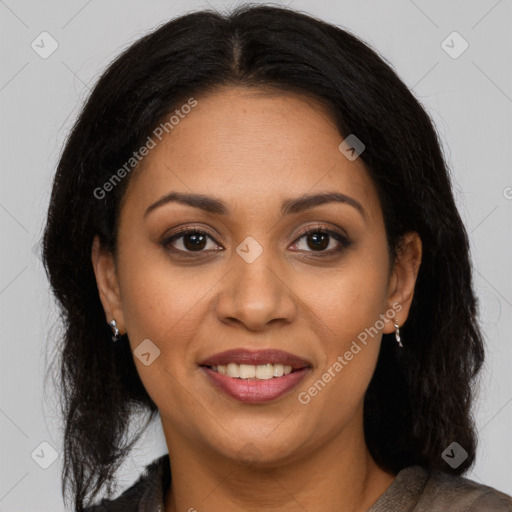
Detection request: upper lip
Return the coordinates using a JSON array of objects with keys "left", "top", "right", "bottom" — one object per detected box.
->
[{"left": 199, "top": 349, "right": 312, "bottom": 370}]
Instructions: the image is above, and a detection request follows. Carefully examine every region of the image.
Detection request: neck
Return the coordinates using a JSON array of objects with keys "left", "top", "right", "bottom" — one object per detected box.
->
[{"left": 162, "top": 417, "right": 395, "bottom": 512}]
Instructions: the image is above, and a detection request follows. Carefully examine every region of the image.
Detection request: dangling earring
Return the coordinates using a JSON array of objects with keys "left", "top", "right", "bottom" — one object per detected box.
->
[
  {"left": 109, "top": 319, "right": 121, "bottom": 342},
  {"left": 394, "top": 321, "right": 403, "bottom": 348}
]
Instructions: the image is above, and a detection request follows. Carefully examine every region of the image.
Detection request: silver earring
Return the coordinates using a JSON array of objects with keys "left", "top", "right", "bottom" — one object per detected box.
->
[
  {"left": 109, "top": 319, "right": 121, "bottom": 342},
  {"left": 394, "top": 321, "right": 403, "bottom": 348}
]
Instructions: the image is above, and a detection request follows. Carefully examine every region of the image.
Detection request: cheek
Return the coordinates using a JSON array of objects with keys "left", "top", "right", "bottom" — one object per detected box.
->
[
  {"left": 115, "top": 252, "right": 212, "bottom": 408},
  {"left": 292, "top": 250, "right": 389, "bottom": 414},
  {"left": 296, "top": 252, "right": 390, "bottom": 345},
  {"left": 116, "top": 241, "right": 214, "bottom": 343}
]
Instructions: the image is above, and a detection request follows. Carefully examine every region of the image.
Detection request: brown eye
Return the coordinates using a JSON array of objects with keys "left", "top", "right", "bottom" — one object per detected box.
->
[
  {"left": 180, "top": 231, "right": 207, "bottom": 251},
  {"left": 162, "top": 228, "right": 220, "bottom": 254},
  {"left": 291, "top": 226, "right": 351, "bottom": 255},
  {"left": 305, "top": 231, "right": 330, "bottom": 251}
]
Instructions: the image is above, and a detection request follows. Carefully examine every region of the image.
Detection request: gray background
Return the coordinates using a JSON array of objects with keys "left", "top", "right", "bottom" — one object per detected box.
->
[{"left": 1, "top": 0, "right": 511, "bottom": 510}]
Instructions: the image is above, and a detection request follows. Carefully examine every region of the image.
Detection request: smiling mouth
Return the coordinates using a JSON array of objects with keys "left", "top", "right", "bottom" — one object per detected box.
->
[
  {"left": 200, "top": 363, "right": 310, "bottom": 403},
  {"left": 203, "top": 362, "right": 297, "bottom": 380}
]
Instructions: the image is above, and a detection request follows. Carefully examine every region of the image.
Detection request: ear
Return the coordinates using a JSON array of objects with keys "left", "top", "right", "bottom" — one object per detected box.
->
[
  {"left": 91, "top": 235, "right": 125, "bottom": 334},
  {"left": 382, "top": 231, "right": 422, "bottom": 334}
]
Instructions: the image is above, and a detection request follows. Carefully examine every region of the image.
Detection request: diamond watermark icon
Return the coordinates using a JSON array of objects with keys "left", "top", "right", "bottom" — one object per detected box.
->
[
  {"left": 338, "top": 134, "right": 365, "bottom": 161},
  {"left": 31, "top": 31, "right": 59, "bottom": 59},
  {"left": 236, "top": 236, "right": 263, "bottom": 264},
  {"left": 441, "top": 31, "right": 469, "bottom": 59},
  {"left": 31, "top": 441, "right": 58, "bottom": 469},
  {"left": 134, "top": 338, "right": 161, "bottom": 366},
  {"left": 442, "top": 442, "right": 468, "bottom": 469}
]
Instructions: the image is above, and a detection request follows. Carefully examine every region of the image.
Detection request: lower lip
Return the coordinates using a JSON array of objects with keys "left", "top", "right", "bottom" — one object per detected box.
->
[{"left": 201, "top": 366, "right": 310, "bottom": 403}]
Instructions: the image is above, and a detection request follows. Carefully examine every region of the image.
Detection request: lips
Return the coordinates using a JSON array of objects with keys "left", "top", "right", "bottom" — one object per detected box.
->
[
  {"left": 201, "top": 366, "right": 310, "bottom": 403},
  {"left": 199, "top": 348, "right": 312, "bottom": 371},
  {"left": 198, "top": 349, "right": 312, "bottom": 403}
]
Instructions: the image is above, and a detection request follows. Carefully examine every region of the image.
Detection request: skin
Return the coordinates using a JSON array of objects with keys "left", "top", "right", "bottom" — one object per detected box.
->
[{"left": 91, "top": 86, "right": 422, "bottom": 512}]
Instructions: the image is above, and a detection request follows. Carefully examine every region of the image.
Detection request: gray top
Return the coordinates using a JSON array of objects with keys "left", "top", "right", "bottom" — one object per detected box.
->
[{"left": 84, "top": 453, "right": 512, "bottom": 511}]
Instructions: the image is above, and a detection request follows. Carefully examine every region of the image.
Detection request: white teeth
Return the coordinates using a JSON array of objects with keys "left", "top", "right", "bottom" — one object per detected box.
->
[
  {"left": 273, "top": 364, "right": 284, "bottom": 377},
  {"left": 212, "top": 363, "right": 295, "bottom": 379},
  {"left": 256, "top": 364, "right": 274, "bottom": 380},
  {"left": 239, "top": 364, "right": 256, "bottom": 379},
  {"left": 226, "top": 363, "right": 239, "bottom": 378}
]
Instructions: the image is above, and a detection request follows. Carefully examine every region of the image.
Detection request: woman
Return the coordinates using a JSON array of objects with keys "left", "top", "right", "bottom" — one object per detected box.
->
[{"left": 42, "top": 4, "right": 512, "bottom": 511}]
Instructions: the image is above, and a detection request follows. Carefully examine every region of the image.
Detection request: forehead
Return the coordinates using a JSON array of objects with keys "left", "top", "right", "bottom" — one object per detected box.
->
[{"left": 122, "top": 86, "right": 380, "bottom": 220}]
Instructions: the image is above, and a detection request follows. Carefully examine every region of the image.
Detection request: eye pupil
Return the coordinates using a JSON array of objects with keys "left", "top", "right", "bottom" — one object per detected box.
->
[
  {"left": 184, "top": 233, "right": 207, "bottom": 251},
  {"left": 307, "top": 232, "right": 329, "bottom": 251}
]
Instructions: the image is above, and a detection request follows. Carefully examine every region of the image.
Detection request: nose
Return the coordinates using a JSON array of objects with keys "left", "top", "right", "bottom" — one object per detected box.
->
[{"left": 214, "top": 246, "right": 297, "bottom": 331}]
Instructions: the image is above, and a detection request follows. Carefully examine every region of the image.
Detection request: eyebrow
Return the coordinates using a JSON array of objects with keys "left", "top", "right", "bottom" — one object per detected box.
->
[{"left": 144, "top": 191, "right": 366, "bottom": 219}]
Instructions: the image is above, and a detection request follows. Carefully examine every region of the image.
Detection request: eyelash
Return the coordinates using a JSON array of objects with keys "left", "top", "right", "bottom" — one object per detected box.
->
[
  {"left": 161, "top": 224, "right": 351, "bottom": 258},
  {"left": 296, "top": 225, "right": 351, "bottom": 249}
]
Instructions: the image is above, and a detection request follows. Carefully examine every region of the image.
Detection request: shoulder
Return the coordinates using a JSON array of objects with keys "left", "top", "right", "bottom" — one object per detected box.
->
[
  {"left": 370, "top": 466, "right": 512, "bottom": 512},
  {"left": 421, "top": 469, "right": 512, "bottom": 511},
  {"left": 81, "top": 454, "right": 169, "bottom": 512}
]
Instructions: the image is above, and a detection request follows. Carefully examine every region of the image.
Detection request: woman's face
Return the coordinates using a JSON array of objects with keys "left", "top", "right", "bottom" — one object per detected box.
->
[{"left": 93, "top": 86, "right": 421, "bottom": 468}]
